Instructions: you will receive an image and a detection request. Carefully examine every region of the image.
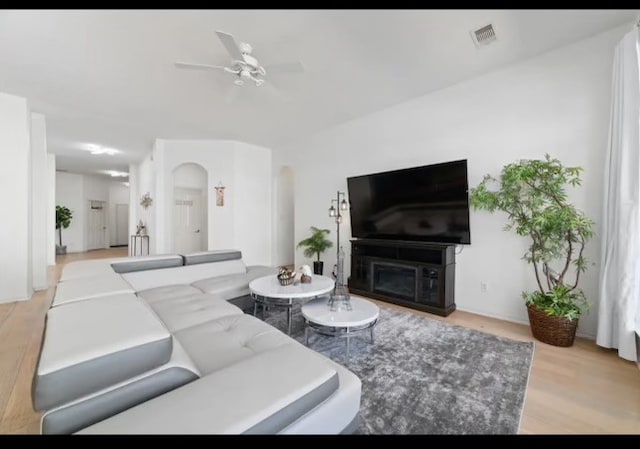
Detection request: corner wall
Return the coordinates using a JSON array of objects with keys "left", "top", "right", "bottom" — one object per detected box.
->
[
  {"left": 46, "top": 154, "right": 56, "bottom": 265},
  {"left": 0, "top": 92, "right": 32, "bottom": 302},
  {"left": 277, "top": 24, "right": 630, "bottom": 337},
  {"left": 30, "top": 113, "right": 48, "bottom": 290}
]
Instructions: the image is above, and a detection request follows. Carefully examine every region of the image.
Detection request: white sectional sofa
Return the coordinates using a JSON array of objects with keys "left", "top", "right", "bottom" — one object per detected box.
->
[{"left": 33, "top": 250, "right": 362, "bottom": 434}]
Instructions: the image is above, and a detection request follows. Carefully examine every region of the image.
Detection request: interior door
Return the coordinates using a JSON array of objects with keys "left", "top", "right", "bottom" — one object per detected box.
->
[
  {"left": 87, "top": 200, "right": 107, "bottom": 250},
  {"left": 174, "top": 187, "right": 203, "bottom": 254},
  {"left": 115, "top": 203, "right": 129, "bottom": 246}
]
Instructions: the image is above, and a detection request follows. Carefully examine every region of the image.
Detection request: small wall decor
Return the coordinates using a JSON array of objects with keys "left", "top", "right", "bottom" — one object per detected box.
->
[
  {"left": 140, "top": 192, "right": 153, "bottom": 209},
  {"left": 214, "top": 181, "right": 225, "bottom": 207}
]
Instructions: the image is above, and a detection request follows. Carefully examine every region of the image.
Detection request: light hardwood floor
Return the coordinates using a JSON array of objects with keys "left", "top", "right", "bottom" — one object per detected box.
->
[
  {"left": 0, "top": 248, "right": 128, "bottom": 434},
  {"left": 0, "top": 247, "right": 638, "bottom": 434}
]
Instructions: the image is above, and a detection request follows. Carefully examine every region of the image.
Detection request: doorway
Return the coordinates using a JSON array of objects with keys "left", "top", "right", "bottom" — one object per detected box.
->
[
  {"left": 87, "top": 200, "right": 107, "bottom": 251},
  {"left": 172, "top": 163, "right": 208, "bottom": 254},
  {"left": 115, "top": 203, "right": 129, "bottom": 247},
  {"left": 173, "top": 187, "right": 204, "bottom": 254}
]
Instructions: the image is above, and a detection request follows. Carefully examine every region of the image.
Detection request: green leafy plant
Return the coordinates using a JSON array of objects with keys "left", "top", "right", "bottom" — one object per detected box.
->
[
  {"left": 297, "top": 226, "right": 333, "bottom": 262},
  {"left": 56, "top": 205, "right": 73, "bottom": 247},
  {"left": 470, "top": 154, "right": 594, "bottom": 320},
  {"left": 522, "top": 285, "right": 588, "bottom": 321}
]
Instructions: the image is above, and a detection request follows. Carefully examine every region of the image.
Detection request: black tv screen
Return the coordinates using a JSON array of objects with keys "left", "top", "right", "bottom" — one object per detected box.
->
[{"left": 347, "top": 160, "right": 471, "bottom": 244}]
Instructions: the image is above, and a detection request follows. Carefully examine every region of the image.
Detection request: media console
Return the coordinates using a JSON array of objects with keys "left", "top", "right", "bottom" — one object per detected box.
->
[{"left": 348, "top": 239, "right": 456, "bottom": 316}]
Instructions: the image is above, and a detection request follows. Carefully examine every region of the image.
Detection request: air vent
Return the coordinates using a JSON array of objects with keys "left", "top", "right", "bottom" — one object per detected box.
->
[{"left": 471, "top": 24, "right": 497, "bottom": 48}]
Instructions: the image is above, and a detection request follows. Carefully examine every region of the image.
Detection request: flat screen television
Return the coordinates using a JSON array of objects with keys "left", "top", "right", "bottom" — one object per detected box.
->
[{"left": 347, "top": 159, "right": 471, "bottom": 244}]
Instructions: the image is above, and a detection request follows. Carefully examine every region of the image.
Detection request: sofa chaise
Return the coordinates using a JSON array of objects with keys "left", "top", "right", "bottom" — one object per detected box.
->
[{"left": 33, "top": 250, "right": 362, "bottom": 434}]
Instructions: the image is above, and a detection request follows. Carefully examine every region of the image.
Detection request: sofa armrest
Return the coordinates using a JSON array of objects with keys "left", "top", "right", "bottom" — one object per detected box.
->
[{"left": 77, "top": 344, "right": 339, "bottom": 434}]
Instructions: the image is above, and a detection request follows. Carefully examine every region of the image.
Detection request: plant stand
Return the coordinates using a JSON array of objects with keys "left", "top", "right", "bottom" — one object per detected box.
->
[{"left": 526, "top": 304, "right": 578, "bottom": 347}]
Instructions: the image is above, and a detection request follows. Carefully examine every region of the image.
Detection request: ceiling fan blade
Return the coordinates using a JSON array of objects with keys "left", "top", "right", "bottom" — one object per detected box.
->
[
  {"left": 264, "top": 61, "right": 304, "bottom": 74},
  {"left": 216, "top": 31, "right": 245, "bottom": 62},
  {"left": 175, "top": 62, "right": 226, "bottom": 71}
]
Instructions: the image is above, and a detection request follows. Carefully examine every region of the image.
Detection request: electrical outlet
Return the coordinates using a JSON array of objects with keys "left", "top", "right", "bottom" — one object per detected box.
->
[{"left": 480, "top": 282, "right": 488, "bottom": 293}]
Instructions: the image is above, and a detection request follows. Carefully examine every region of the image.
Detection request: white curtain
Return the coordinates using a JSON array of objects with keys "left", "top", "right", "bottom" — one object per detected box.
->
[{"left": 597, "top": 27, "right": 640, "bottom": 362}]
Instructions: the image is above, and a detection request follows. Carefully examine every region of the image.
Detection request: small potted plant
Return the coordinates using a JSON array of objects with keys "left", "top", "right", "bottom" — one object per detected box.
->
[
  {"left": 470, "top": 154, "right": 594, "bottom": 347},
  {"left": 297, "top": 226, "right": 333, "bottom": 275},
  {"left": 56, "top": 205, "right": 73, "bottom": 255}
]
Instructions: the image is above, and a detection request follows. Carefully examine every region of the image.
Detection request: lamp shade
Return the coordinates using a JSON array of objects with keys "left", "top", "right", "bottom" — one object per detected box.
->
[
  {"left": 329, "top": 205, "right": 336, "bottom": 217},
  {"left": 340, "top": 199, "right": 349, "bottom": 210}
]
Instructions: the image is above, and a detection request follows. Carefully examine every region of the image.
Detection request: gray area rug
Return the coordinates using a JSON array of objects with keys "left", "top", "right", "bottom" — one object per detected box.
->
[{"left": 258, "top": 297, "right": 534, "bottom": 434}]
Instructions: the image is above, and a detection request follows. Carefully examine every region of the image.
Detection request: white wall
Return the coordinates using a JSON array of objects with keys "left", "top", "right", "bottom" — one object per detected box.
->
[
  {"left": 272, "top": 165, "right": 295, "bottom": 266},
  {"left": 0, "top": 92, "right": 31, "bottom": 303},
  {"left": 83, "top": 174, "right": 109, "bottom": 202},
  {"left": 134, "top": 139, "right": 273, "bottom": 265},
  {"left": 277, "top": 24, "right": 629, "bottom": 338},
  {"left": 30, "top": 113, "right": 48, "bottom": 290},
  {"left": 108, "top": 181, "right": 129, "bottom": 246},
  {"left": 46, "top": 154, "right": 56, "bottom": 265},
  {"left": 128, "top": 163, "right": 138, "bottom": 253},
  {"left": 55, "top": 172, "right": 84, "bottom": 253},
  {"left": 233, "top": 143, "right": 272, "bottom": 266},
  {"left": 132, "top": 151, "right": 157, "bottom": 255}
]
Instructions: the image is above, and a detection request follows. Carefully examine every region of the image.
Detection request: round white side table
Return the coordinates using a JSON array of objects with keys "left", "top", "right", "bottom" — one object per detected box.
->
[
  {"left": 249, "top": 275, "right": 335, "bottom": 335},
  {"left": 301, "top": 296, "right": 379, "bottom": 363}
]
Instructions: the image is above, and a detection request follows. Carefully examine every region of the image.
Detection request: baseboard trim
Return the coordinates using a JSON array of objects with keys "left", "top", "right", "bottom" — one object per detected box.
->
[{"left": 455, "top": 305, "right": 596, "bottom": 340}]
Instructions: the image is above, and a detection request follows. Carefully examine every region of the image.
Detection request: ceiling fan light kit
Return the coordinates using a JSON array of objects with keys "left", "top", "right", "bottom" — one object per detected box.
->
[{"left": 175, "top": 30, "right": 303, "bottom": 89}]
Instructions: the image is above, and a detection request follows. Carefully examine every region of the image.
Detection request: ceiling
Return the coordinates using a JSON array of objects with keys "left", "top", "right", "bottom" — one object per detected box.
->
[{"left": 0, "top": 9, "right": 637, "bottom": 177}]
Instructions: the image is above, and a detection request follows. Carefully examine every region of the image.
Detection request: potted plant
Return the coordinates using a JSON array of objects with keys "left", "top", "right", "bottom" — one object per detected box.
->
[
  {"left": 470, "top": 154, "right": 594, "bottom": 347},
  {"left": 56, "top": 205, "right": 73, "bottom": 255},
  {"left": 297, "top": 226, "right": 333, "bottom": 275}
]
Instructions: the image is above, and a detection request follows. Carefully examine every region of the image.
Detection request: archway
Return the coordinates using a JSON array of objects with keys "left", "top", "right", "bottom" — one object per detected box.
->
[{"left": 171, "top": 163, "right": 208, "bottom": 254}]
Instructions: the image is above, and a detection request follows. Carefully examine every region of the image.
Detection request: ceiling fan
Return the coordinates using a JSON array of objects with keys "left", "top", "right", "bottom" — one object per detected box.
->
[{"left": 175, "top": 31, "right": 304, "bottom": 87}]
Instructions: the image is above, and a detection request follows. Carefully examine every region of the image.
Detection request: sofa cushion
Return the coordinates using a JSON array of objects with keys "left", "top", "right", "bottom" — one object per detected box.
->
[
  {"left": 147, "top": 293, "right": 243, "bottom": 333},
  {"left": 136, "top": 285, "right": 203, "bottom": 304},
  {"left": 191, "top": 265, "right": 280, "bottom": 301},
  {"left": 174, "top": 314, "right": 292, "bottom": 375},
  {"left": 122, "top": 260, "right": 247, "bottom": 291},
  {"left": 246, "top": 265, "right": 281, "bottom": 278},
  {"left": 190, "top": 273, "right": 253, "bottom": 301},
  {"left": 182, "top": 250, "right": 242, "bottom": 266},
  {"left": 34, "top": 294, "right": 172, "bottom": 411},
  {"left": 59, "top": 258, "right": 127, "bottom": 282},
  {"left": 111, "top": 255, "right": 184, "bottom": 274},
  {"left": 76, "top": 344, "right": 340, "bottom": 434},
  {"left": 52, "top": 273, "right": 135, "bottom": 307}
]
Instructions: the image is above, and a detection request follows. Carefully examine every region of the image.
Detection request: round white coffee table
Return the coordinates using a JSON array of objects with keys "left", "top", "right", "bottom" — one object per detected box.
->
[
  {"left": 301, "top": 296, "right": 379, "bottom": 363},
  {"left": 249, "top": 275, "right": 335, "bottom": 335}
]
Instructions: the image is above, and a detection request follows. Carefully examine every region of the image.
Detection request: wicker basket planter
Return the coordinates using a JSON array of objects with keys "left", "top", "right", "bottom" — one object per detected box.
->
[{"left": 526, "top": 304, "right": 579, "bottom": 347}]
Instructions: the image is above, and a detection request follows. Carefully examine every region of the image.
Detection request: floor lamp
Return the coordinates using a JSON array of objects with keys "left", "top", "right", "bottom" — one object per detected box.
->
[{"left": 328, "top": 190, "right": 352, "bottom": 311}]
